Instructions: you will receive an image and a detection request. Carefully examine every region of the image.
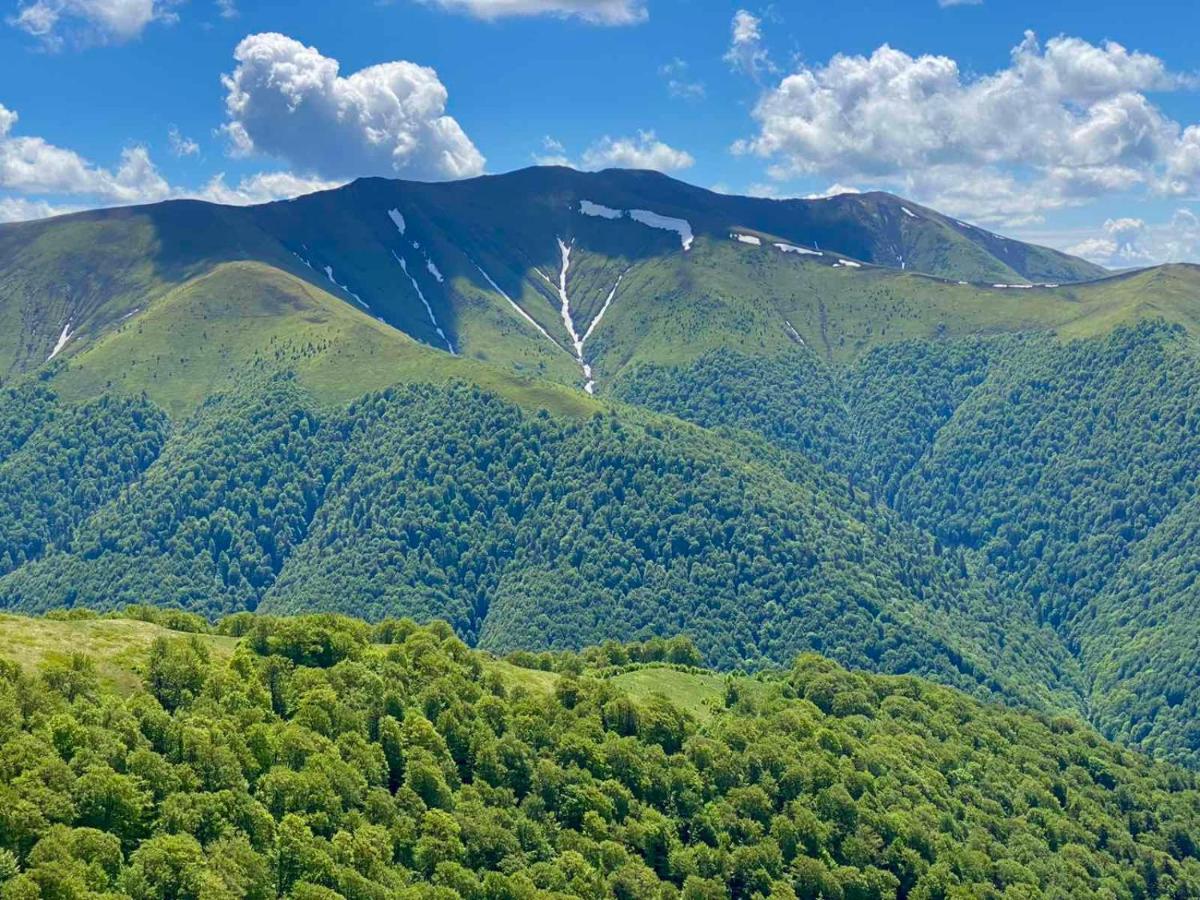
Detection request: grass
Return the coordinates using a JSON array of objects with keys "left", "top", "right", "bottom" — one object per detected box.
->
[
  {"left": 0, "top": 613, "right": 236, "bottom": 693},
  {"left": 607, "top": 667, "right": 734, "bottom": 722},
  {"left": 50, "top": 261, "right": 600, "bottom": 420}
]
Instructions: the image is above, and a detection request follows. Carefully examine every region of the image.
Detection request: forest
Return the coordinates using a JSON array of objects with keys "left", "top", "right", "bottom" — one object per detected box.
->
[{"left": 2, "top": 609, "right": 1199, "bottom": 899}]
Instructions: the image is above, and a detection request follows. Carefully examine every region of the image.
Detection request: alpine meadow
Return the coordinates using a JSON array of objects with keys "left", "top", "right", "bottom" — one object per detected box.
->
[{"left": 4, "top": 2, "right": 1200, "bottom": 898}]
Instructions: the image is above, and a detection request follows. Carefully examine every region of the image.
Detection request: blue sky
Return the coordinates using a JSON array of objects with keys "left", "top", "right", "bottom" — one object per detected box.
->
[{"left": 2, "top": 0, "right": 1200, "bottom": 266}]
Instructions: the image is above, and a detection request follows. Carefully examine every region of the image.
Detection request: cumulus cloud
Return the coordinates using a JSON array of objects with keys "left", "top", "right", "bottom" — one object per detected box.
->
[
  {"left": 0, "top": 102, "right": 339, "bottom": 223},
  {"left": 0, "top": 195, "right": 78, "bottom": 222},
  {"left": 805, "top": 183, "right": 862, "bottom": 199},
  {"left": 417, "top": 0, "right": 646, "bottom": 24},
  {"left": 0, "top": 103, "right": 171, "bottom": 203},
  {"left": 579, "top": 130, "right": 694, "bottom": 172},
  {"left": 193, "top": 171, "right": 342, "bottom": 205},
  {"left": 8, "top": 0, "right": 179, "bottom": 47},
  {"left": 736, "top": 32, "right": 1200, "bottom": 223},
  {"left": 1065, "top": 211, "right": 1200, "bottom": 267},
  {"left": 220, "top": 32, "right": 485, "bottom": 182},
  {"left": 724, "top": 9, "right": 772, "bottom": 79}
]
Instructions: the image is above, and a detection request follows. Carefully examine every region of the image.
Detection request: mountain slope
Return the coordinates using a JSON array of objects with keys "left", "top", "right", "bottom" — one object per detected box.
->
[
  {"left": 0, "top": 375, "right": 1082, "bottom": 713},
  {"left": 0, "top": 166, "right": 1110, "bottom": 399}
]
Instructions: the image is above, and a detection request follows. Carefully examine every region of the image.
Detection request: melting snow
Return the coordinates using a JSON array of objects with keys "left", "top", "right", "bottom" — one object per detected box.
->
[
  {"left": 783, "top": 320, "right": 805, "bottom": 345},
  {"left": 425, "top": 258, "right": 444, "bottom": 283},
  {"left": 731, "top": 233, "right": 762, "bottom": 245},
  {"left": 629, "top": 209, "right": 694, "bottom": 250},
  {"left": 582, "top": 268, "right": 627, "bottom": 345},
  {"left": 475, "top": 263, "right": 561, "bottom": 349},
  {"left": 387, "top": 209, "right": 406, "bottom": 235},
  {"left": 324, "top": 265, "right": 369, "bottom": 309},
  {"left": 47, "top": 321, "right": 72, "bottom": 361},
  {"left": 292, "top": 251, "right": 313, "bottom": 269},
  {"left": 579, "top": 200, "right": 623, "bottom": 220},
  {"left": 394, "top": 251, "right": 454, "bottom": 354},
  {"left": 775, "top": 242, "right": 821, "bottom": 256},
  {"left": 901, "top": 207, "right": 918, "bottom": 219},
  {"left": 550, "top": 237, "right": 633, "bottom": 393},
  {"left": 578, "top": 199, "right": 695, "bottom": 251},
  {"left": 834, "top": 259, "right": 862, "bottom": 268}
]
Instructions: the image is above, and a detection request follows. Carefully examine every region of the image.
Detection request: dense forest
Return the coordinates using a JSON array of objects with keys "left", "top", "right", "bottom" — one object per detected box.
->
[
  {"left": 5, "top": 321, "right": 1200, "bottom": 770},
  {"left": 1, "top": 609, "right": 1199, "bottom": 899},
  {"left": 0, "top": 375, "right": 1073, "bottom": 712},
  {"left": 614, "top": 322, "right": 1200, "bottom": 767}
]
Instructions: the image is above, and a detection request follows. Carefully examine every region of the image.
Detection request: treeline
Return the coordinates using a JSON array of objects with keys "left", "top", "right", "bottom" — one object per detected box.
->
[{"left": 2, "top": 613, "right": 1198, "bottom": 899}]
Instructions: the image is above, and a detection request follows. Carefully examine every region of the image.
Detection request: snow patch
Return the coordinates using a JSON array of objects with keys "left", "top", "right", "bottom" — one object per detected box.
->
[
  {"left": 629, "top": 209, "right": 694, "bottom": 250},
  {"left": 833, "top": 259, "right": 862, "bottom": 268},
  {"left": 424, "top": 258, "right": 444, "bottom": 283},
  {"left": 774, "top": 242, "right": 821, "bottom": 256},
  {"left": 901, "top": 206, "right": 918, "bottom": 219},
  {"left": 582, "top": 268, "right": 627, "bottom": 346},
  {"left": 47, "top": 321, "right": 72, "bottom": 361},
  {"left": 731, "top": 233, "right": 761, "bottom": 245},
  {"left": 783, "top": 320, "right": 805, "bottom": 345},
  {"left": 292, "top": 251, "right": 313, "bottom": 269},
  {"left": 387, "top": 208, "right": 406, "bottom": 235},
  {"left": 324, "top": 265, "right": 369, "bottom": 309},
  {"left": 579, "top": 200, "right": 622, "bottom": 220},
  {"left": 578, "top": 199, "right": 694, "bottom": 251},
  {"left": 394, "top": 251, "right": 454, "bottom": 354}
]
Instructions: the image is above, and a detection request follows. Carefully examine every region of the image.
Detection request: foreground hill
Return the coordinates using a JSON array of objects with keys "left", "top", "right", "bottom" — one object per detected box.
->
[{"left": 0, "top": 611, "right": 1197, "bottom": 899}]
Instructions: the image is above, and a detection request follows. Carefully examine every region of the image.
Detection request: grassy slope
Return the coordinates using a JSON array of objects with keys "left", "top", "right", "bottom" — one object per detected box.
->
[
  {"left": 0, "top": 613, "right": 236, "bottom": 693},
  {"left": 588, "top": 242, "right": 1200, "bottom": 379},
  {"left": 49, "top": 260, "right": 598, "bottom": 419},
  {"left": 0, "top": 615, "right": 722, "bottom": 720}
]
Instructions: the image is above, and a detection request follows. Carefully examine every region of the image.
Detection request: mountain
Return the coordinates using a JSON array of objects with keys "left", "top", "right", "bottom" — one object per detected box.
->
[
  {"left": 4, "top": 166, "right": 1200, "bottom": 771},
  {"left": 1, "top": 609, "right": 1198, "bottom": 898},
  {"left": 0, "top": 166, "right": 1110, "bottom": 400}
]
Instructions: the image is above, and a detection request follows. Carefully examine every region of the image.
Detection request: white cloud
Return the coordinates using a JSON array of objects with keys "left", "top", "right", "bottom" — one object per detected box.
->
[
  {"left": 0, "top": 101, "right": 338, "bottom": 223},
  {"left": 215, "top": 0, "right": 236, "bottom": 17},
  {"left": 416, "top": 0, "right": 646, "bottom": 24},
  {"left": 724, "top": 9, "right": 772, "bottom": 79},
  {"left": 0, "top": 103, "right": 170, "bottom": 203},
  {"left": 0, "top": 195, "right": 78, "bottom": 222},
  {"left": 805, "top": 183, "right": 862, "bottom": 199},
  {"left": 533, "top": 135, "right": 571, "bottom": 166},
  {"left": 1065, "top": 211, "right": 1200, "bottom": 266},
  {"left": 737, "top": 32, "right": 1200, "bottom": 224},
  {"left": 193, "top": 170, "right": 342, "bottom": 205},
  {"left": 579, "top": 130, "right": 694, "bottom": 172},
  {"left": 168, "top": 125, "right": 199, "bottom": 157},
  {"left": 8, "top": 0, "right": 179, "bottom": 47},
  {"left": 660, "top": 58, "right": 704, "bottom": 101},
  {"left": 220, "top": 32, "right": 485, "bottom": 182}
]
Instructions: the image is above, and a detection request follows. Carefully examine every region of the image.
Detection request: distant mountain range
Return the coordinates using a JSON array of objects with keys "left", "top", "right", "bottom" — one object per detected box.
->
[{"left": 4, "top": 166, "right": 1200, "bottom": 768}]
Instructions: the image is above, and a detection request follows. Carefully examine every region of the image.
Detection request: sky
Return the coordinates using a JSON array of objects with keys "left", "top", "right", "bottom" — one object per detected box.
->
[{"left": 2, "top": 0, "right": 1200, "bottom": 267}]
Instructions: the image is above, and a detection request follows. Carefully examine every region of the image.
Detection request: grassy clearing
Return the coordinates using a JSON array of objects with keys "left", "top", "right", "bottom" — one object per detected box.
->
[{"left": 0, "top": 613, "right": 236, "bottom": 693}]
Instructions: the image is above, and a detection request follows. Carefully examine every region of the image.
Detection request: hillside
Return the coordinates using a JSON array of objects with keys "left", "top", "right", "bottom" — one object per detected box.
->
[
  {"left": 0, "top": 611, "right": 1197, "bottom": 899},
  {"left": 0, "top": 374, "right": 1081, "bottom": 714},
  {"left": 4, "top": 167, "right": 1200, "bottom": 774}
]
